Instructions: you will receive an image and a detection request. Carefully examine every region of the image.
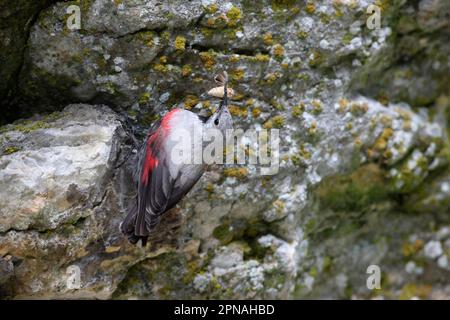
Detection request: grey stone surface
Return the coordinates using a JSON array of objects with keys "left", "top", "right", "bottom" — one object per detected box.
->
[{"left": 0, "top": 0, "right": 57, "bottom": 123}]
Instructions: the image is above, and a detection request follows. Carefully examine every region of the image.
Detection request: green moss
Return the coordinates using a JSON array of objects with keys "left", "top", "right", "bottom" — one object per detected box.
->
[
  {"left": 315, "top": 163, "right": 389, "bottom": 211},
  {"left": 292, "top": 103, "right": 305, "bottom": 117},
  {"left": 299, "top": 144, "right": 311, "bottom": 159},
  {"left": 78, "top": 0, "right": 94, "bottom": 15},
  {"left": 226, "top": 6, "right": 242, "bottom": 27},
  {"left": 373, "top": 128, "right": 393, "bottom": 152},
  {"left": 230, "top": 68, "right": 245, "bottom": 81},
  {"left": 350, "top": 102, "right": 369, "bottom": 116},
  {"left": 389, "top": 152, "right": 430, "bottom": 194},
  {"left": 253, "top": 53, "right": 270, "bottom": 62},
  {"left": 12, "top": 120, "right": 50, "bottom": 133},
  {"left": 199, "top": 51, "right": 217, "bottom": 70},
  {"left": 304, "top": 217, "right": 317, "bottom": 235},
  {"left": 252, "top": 107, "right": 262, "bottom": 118},
  {"left": 228, "top": 105, "right": 248, "bottom": 118},
  {"left": 343, "top": 285, "right": 354, "bottom": 299},
  {"left": 305, "top": 1, "right": 316, "bottom": 14},
  {"left": 213, "top": 220, "right": 248, "bottom": 245},
  {"left": 262, "top": 119, "right": 273, "bottom": 129},
  {"left": 270, "top": 0, "right": 297, "bottom": 11},
  {"left": 322, "top": 256, "right": 332, "bottom": 273},
  {"left": 398, "top": 283, "right": 432, "bottom": 300},
  {"left": 205, "top": 3, "right": 218, "bottom": 14},
  {"left": 272, "top": 44, "right": 285, "bottom": 59},
  {"left": 161, "top": 31, "right": 171, "bottom": 43},
  {"left": 95, "top": 55, "right": 107, "bottom": 69},
  {"left": 264, "top": 72, "right": 279, "bottom": 84},
  {"left": 139, "top": 92, "right": 151, "bottom": 104},
  {"left": 246, "top": 219, "right": 270, "bottom": 239},
  {"left": 72, "top": 53, "right": 84, "bottom": 64},
  {"left": 104, "top": 82, "right": 119, "bottom": 94},
  {"left": 374, "top": 0, "right": 391, "bottom": 12},
  {"left": 184, "top": 95, "right": 199, "bottom": 110},
  {"left": 311, "top": 100, "right": 323, "bottom": 115},
  {"left": 401, "top": 239, "right": 424, "bottom": 257},
  {"left": 308, "top": 266, "right": 318, "bottom": 277},
  {"left": 263, "top": 33, "right": 274, "bottom": 45},
  {"left": 213, "top": 224, "right": 236, "bottom": 245},
  {"left": 297, "top": 73, "right": 310, "bottom": 81},
  {"left": 181, "top": 64, "right": 192, "bottom": 77},
  {"left": 263, "top": 115, "right": 285, "bottom": 129},
  {"left": 264, "top": 270, "right": 286, "bottom": 289},
  {"left": 127, "top": 110, "right": 138, "bottom": 118},
  {"left": 245, "top": 98, "right": 254, "bottom": 107},
  {"left": 182, "top": 260, "right": 201, "bottom": 285},
  {"left": 224, "top": 28, "right": 238, "bottom": 40},
  {"left": 201, "top": 100, "right": 212, "bottom": 110},
  {"left": 228, "top": 55, "right": 240, "bottom": 63},
  {"left": 3, "top": 146, "right": 20, "bottom": 155},
  {"left": 210, "top": 276, "right": 222, "bottom": 291},
  {"left": 140, "top": 112, "right": 160, "bottom": 127},
  {"left": 200, "top": 27, "right": 214, "bottom": 38},
  {"left": 309, "top": 50, "right": 323, "bottom": 68},
  {"left": 223, "top": 167, "right": 248, "bottom": 179},
  {"left": 334, "top": 6, "right": 343, "bottom": 18},
  {"left": 342, "top": 33, "right": 354, "bottom": 45},
  {"left": 319, "top": 13, "right": 331, "bottom": 24},
  {"left": 153, "top": 63, "right": 168, "bottom": 73},
  {"left": 291, "top": 154, "right": 302, "bottom": 166},
  {"left": 213, "top": 218, "right": 271, "bottom": 263},
  {"left": 297, "top": 30, "right": 308, "bottom": 39},
  {"left": 205, "top": 183, "right": 215, "bottom": 195},
  {"left": 272, "top": 115, "right": 285, "bottom": 128},
  {"left": 306, "top": 121, "right": 318, "bottom": 136},
  {"left": 290, "top": 6, "right": 301, "bottom": 15},
  {"left": 291, "top": 143, "right": 311, "bottom": 166},
  {"left": 4, "top": 111, "right": 61, "bottom": 135}
]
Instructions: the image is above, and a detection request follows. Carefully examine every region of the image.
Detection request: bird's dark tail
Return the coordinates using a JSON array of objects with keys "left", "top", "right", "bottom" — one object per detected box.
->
[{"left": 120, "top": 203, "right": 148, "bottom": 246}]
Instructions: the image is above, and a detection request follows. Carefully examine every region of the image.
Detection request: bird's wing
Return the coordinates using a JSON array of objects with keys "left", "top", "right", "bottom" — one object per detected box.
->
[
  {"left": 165, "top": 164, "right": 205, "bottom": 211},
  {"left": 135, "top": 111, "right": 175, "bottom": 235},
  {"left": 134, "top": 109, "right": 204, "bottom": 236}
]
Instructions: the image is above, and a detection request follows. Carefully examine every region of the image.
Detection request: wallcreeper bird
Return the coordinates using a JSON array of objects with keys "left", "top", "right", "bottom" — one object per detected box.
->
[{"left": 121, "top": 72, "right": 233, "bottom": 246}]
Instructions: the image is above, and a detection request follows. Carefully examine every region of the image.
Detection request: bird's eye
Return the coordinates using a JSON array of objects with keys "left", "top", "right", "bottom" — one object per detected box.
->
[{"left": 214, "top": 118, "right": 219, "bottom": 125}]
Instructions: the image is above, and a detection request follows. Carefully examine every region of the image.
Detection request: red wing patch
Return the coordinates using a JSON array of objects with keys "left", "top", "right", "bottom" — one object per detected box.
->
[{"left": 140, "top": 109, "right": 180, "bottom": 185}]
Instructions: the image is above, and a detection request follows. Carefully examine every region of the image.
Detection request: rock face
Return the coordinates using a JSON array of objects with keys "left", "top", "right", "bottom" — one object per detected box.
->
[
  {"left": 0, "top": 105, "right": 127, "bottom": 298},
  {"left": 0, "top": 0, "right": 450, "bottom": 299},
  {"left": 0, "top": 0, "right": 56, "bottom": 124},
  {"left": 0, "top": 105, "right": 120, "bottom": 233}
]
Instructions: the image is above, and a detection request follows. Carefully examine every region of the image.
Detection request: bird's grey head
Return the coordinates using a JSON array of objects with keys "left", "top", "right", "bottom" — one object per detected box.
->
[{"left": 206, "top": 71, "right": 233, "bottom": 132}]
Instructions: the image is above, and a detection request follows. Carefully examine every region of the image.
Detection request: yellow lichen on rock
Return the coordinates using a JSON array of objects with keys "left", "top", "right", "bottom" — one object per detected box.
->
[{"left": 174, "top": 36, "right": 186, "bottom": 51}]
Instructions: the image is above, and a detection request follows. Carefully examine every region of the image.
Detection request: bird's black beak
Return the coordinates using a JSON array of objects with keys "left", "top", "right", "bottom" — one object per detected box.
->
[{"left": 219, "top": 71, "right": 228, "bottom": 112}]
